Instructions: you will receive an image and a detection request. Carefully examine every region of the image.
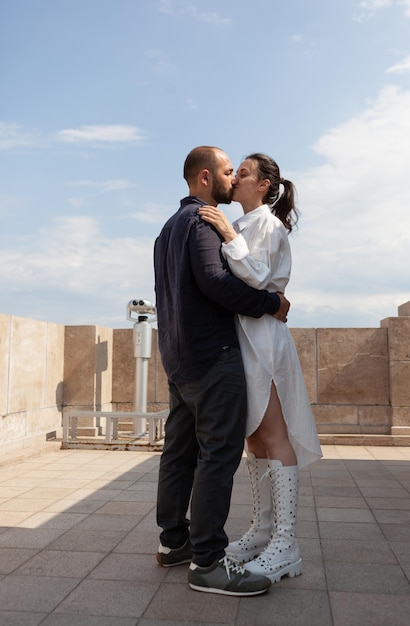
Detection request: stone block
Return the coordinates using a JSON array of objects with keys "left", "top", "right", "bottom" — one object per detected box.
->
[
  {"left": 111, "top": 401, "right": 134, "bottom": 413},
  {"left": 95, "top": 325, "right": 113, "bottom": 409},
  {"left": 358, "top": 405, "right": 391, "bottom": 428},
  {"left": 44, "top": 323, "right": 65, "bottom": 410},
  {"left": 317, "top": 328, "right": 389, "bottom": 405},
  {"left": 398, "top": 301, "right": 410, "bottom": 316},
  {"left": 112, "top": 329, "right": 134, "bottom": 405},
  {"left": 8, "top": 316, "right": 48, "bottom": 413},
  {"left": 391, "top": 425, "right": 410, "bottom": 435},
  {"left": 389, "top": 362, "right": 410, "bottom": 406},
  {"left": 391, "top": 406, "right": 410, "bottom": 426},
  {"left": 0, "top": 314, "right": 10, "bottom": 416},
  {"left": 312, "top": 404, "right": 358, "bottom": 427},
  {"left": 151, "top": 329, "right": 168, "bottom": 404},
  {"left": 380, "top": 317, "right": 410, "bottom": 361},
  {"left": 112, "top": 328, "right": 168, "bottom": 409},
  {"left": 360, "top": 425, "right": 391, "bottom": 434},
  {"left": 63, "top": 325, "right": 112, "bottom": 408},
  {"left": 26, "top": 406, "right": 62, "bottom": 438},
  {"left": 290, "top": 328, "right": 317, "bottom": 402},
  {"left": 0, "top": 410, "right": 26, "bottom": 441},
  {"left": 316, "top": 424, "right": 362, "bottom": 434},
  {"left": 63, "top": 326, "right": 96, "bottom": 405}
]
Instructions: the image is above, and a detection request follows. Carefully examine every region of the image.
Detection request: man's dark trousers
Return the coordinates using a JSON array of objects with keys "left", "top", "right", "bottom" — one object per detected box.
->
[{"left": 156, "top": 346, "right": 247, "bottom": 567}]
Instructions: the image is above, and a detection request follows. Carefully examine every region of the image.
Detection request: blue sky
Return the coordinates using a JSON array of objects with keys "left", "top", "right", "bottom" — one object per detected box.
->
[{"left": 1, "top": 0, "right": 409, "bottom": 329}]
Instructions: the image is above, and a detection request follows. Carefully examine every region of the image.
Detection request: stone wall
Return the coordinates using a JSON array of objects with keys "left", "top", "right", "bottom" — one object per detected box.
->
[
  {"left": 381, "top": 301, "right": 410, "bottom": 436},
  {"left": 1, "top": 302, "right": 409, "bottom": 457},
  {"left": 107, "top": 309, "right": 410, "bottom": 440},
  {"left": 0, "top": 314, "right": 65, "bottom": 458},
  {"left": 296, "top": 327, "right": 391, "bottom": 436}
]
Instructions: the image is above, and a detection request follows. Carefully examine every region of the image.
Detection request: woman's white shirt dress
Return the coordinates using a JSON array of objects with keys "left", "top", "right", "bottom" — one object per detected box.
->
[{"left": 222, "top": 204, "right": 322, "bottom": 469}]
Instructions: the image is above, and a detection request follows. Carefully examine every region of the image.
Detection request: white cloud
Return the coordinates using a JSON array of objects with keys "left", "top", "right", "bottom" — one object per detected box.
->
[
  {"left": 69, "top": 179, "right": 135, "bottom": 191},
  {"left": 0, "top": 216, "right": 155, "bottom": 326},
  {"left": 354, "top": 0, "right": 410, "bottom": 20},
  {"left": 308, "top": 84, "right": 410, "bottom": 187},
  {"left": 0, "top": 122, "right": 42, "bottom": 150},
  {"left": 287, "top": 84, "right": 410, "bottom": 327},
  {"left": 145, "top": 49, "right": 175, "bottom": 73},
  {"left": 157, "top": 0, "right": 231, "bottom": 24},
  {"left": 56, "top": 125, "right": 144, "bottom": 144},
  {"left": 0, "top": 194, "right": 25, "bottom": 217},
  {"left": 128, "top": 203, "right": 173, "bottom": 224},
  {"left": 359, "top": 0, "right": 398, "bottom": 8},
  {"left": 186, "top": 98, "right": 198, "bottom": 110},
  {"left": 386, "top": 55, "right": 410, "bottom": 73},
  {"left": 158, "top": 0, "right": 174, "bottom": 14},
  {"left": 184, "top": 3, "right": 231, "bottom": 25},
  {"left": 67, "top": 179, "right": 136, "bottom": 209},
  {"left": 0, "top": 122, "right": 145, "bottom": 151}
]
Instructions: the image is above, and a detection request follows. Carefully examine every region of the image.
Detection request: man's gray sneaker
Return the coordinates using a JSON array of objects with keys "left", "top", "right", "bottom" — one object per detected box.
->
[
  {"left": 156, "top": 539, "right": 192, "bottom": 567},
  {"left": 188, "top": 555, "right": 271, "bottom": 596}
]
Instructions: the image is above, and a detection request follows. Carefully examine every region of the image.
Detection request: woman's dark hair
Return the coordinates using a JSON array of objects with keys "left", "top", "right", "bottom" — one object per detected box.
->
[{"left": 246, "top": 153, "right": 299, "bottom": 232}]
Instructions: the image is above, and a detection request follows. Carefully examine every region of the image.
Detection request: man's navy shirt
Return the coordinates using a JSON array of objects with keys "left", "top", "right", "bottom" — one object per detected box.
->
[{"left": 154, "top": 196, "right": 280, "bottom": 384}]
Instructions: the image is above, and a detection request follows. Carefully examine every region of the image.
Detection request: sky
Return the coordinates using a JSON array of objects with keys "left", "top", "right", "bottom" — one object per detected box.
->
[{"left": 1, "top": 0, "right": 409, "bottom": 329}]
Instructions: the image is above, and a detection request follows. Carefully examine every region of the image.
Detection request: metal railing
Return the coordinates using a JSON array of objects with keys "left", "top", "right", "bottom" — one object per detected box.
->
[{"left": 62, "top": 409, "right": 168, "bottom": 446}]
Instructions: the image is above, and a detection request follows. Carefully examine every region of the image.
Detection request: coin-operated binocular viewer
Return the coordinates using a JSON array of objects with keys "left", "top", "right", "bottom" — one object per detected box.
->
[{"left": 126, "top": 298, "right": 157, "bottom": 437}]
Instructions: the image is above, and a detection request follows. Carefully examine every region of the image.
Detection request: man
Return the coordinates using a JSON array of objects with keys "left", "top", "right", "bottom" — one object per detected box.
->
[{"left": 154, "top": 146, "right": 290, "bottom": 596}]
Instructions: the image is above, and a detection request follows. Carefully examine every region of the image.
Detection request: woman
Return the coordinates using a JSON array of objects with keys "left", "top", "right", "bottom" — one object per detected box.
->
[{"left": 198, "top": 153, "right": 322, "bottom": 583}]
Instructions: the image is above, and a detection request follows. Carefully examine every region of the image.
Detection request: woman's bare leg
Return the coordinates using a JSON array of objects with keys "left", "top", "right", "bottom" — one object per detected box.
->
[{"left": 246, "top": 381, "right": 297, "bottom": 465}]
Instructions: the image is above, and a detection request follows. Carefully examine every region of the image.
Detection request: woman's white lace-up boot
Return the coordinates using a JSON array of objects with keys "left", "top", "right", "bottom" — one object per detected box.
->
[
  {"left": 225, "top": 453, "right": 273, "bottom": 563},
  {"left": 245, "top": 460, "right": 302, "bottom": 583}
]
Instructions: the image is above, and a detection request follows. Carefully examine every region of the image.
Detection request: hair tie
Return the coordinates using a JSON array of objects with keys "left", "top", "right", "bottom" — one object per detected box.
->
[{"left": 280, "top": 177, "right": 285, "bottom": 185}]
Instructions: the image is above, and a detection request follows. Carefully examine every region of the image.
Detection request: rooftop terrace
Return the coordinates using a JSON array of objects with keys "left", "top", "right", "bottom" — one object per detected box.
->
[{"left": 0, "top": 444, "right": 409, "bottom": 625}]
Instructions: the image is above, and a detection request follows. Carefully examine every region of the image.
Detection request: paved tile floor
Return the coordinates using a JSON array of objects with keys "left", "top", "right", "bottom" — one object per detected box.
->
[{"left": 0, "top": 445, "right": 409, "bottom": 625}]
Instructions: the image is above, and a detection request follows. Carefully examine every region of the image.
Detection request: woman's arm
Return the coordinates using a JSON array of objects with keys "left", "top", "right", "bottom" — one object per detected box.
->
[
  {"left": 198, "top": 205, "right": 238, "bottom": 243},
  {"left": 188, "top": 215, "right": 281, "bottom": 317},
  {"left": 199, "top": 205, "right": 272, "bottom": 290}
]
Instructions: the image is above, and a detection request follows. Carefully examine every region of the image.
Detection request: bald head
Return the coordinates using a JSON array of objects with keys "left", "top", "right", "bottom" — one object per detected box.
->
[
  {"left": 183, "top": 146, "right": 234, "bottom": 206},
  {"left": 183, "top": 146, "right": 223, "bottom": 184}
]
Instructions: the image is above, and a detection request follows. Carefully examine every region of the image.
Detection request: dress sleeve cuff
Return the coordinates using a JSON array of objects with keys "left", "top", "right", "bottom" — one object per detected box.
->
[{"left": 221, "top": 234, "right": 249, "bottom": 260}]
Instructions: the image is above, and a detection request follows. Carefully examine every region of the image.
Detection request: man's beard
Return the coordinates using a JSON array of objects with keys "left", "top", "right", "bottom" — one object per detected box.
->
[{"left": 212, "top": 179, "right": 233, "bottom": 204}]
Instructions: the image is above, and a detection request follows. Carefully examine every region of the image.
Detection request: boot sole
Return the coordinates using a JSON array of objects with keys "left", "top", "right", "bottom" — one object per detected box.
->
[
  {"left": 225, "top": 549, "right": 262, "bottom": 564},
  {"left": 266, "top": 558, "right": 303, "bottom": 583}
]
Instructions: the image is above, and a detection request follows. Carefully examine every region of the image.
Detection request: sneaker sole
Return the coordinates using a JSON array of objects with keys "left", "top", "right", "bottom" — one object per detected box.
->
[
  {"left": 189, "top": 582, "right": 269, "bottom": 596},
  {"left": 156, "top": 553, "right": 192, "bottom": 567}
]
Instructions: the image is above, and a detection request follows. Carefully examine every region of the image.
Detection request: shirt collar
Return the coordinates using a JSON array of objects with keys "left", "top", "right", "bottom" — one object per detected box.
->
[
  {"left": 180, "top": 195, "right": 206, "bottom": 208},
  {"left": 233, "top": 204, "right": 270, "bottom": 231}
]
